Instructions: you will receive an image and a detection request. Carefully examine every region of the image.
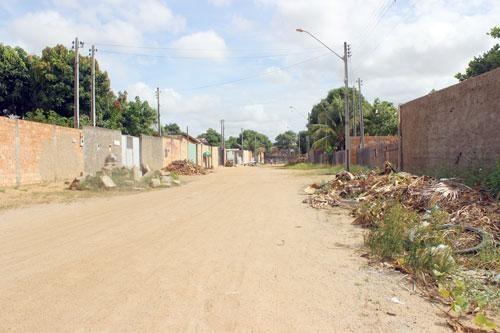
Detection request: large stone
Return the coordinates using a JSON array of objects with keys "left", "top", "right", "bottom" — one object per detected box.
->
[
  {"left": 161, "top": 175, "right": 172, "bottom": 185},
  {"left": 132, "top": 166, "right": 142, "bottom": 182},
  {"left": 100, "top": 175, "right": 116, "bottom": 189},
  {"left": 68, "top": 177, "right": 83, "bottom": 190},
  {"left": 141, "top": 163, "right": 151, "bottom": 174},
  {"left": 150, "top": 178, "right": 161, "bottom": 188},
  {"left": 160, "top": 170, "right": 171, "bottom": 176}
]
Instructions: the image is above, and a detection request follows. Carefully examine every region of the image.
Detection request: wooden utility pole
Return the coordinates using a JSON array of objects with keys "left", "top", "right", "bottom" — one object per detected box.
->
[
  {"left": 89, "top": 45, "right": 96, "bottom": 126},
  {"left": 156, "top": 87, "right": 162, "bottom": 136},
  {"left": 72, "top": 37, "right": 83, "bottom": 128}
]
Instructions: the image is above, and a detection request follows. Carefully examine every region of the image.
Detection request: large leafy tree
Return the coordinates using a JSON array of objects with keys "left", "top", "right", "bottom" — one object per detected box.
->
[
  {"left": 455, "top": 26, "right": 500, "bottom": 81},
  {"left": 363, "top": 98, "right": 398, "bottom": 136},
  {"left": 0, "top": 44, "right": 34, "bottom": 116},
  {"left": 120, "top": 92, "right": 157, "bottom": 137},
  {"left": 198, "top": 128, "right": 221, "bottom": 146},
  {"left": 0, "top": 43, "right": 123, "bottom": 130},
  {"left": 239, "top": 129, "right": 272, "bottom": 152},
  {"left": 225, "top": 130, "right": 271, "bottom": 151},
  {"left": 163, "top": 123, "right": 182, "bottom": 135},
  {"left": 274, "top": 130, "right": 297, "bottom": 150},
  {"left": 306, "top": 87, "right": 397, "bottom": 151}
]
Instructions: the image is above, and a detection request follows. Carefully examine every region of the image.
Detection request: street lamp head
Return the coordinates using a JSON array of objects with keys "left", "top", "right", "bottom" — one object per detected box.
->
[{"left": 296, "top": 28, "right": 304, "bottom": 33}]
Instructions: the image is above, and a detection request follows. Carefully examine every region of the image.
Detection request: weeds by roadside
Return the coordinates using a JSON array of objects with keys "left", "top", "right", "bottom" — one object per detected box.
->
[
  {"left": 284, "top": 162, "right": 371, "bottom": 175},
  {"left": 304, "top": 166, "right": 499, "bottom": 330}
]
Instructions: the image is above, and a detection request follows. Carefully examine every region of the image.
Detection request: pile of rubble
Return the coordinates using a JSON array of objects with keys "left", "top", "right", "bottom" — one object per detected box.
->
[
  {"left": 69, "top": 154, "right": 180, "bottom": 191},
  {"left": 304, "top": 163, "right": 499, "bottom": 239},
  {"left": 163, "top": 160, "right": 207, "bottom": 175}
]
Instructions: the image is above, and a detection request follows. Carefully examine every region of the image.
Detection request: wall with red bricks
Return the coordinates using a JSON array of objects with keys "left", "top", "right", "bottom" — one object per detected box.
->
[
  {"left": 0, "top": 118, "right": 84, "bottom": 187},
  {"left": 400, "top": 67, "right": 500, "bottom": 174},
  {"left": 0, "top": 118, "right": 18, "bottom": 187}
]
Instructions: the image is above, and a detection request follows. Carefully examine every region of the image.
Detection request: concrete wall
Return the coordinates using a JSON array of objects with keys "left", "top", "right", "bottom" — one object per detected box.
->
[
  {"left": 400, "top": 67, "right": 500, "bottom": 174},
  {"left": 0, "top": 118, "right": 84, "bottom": 186},
  {"left": 83, "top": 126, "right": 122, "bottom": 175},
  {"left": 140, "top": 135, "right": 164, "bottom": 170}
]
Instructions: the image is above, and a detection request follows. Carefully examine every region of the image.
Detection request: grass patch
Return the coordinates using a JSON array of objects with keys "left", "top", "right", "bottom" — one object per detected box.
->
[
  {"left": 284, "top": 162, "right": 371, "bottom": 175},
  {"left": 433, "top": 160, "right": 500, "bottom": 198},
  {"left": 366, "top": 203, "right": 419, "bottom": 259}
]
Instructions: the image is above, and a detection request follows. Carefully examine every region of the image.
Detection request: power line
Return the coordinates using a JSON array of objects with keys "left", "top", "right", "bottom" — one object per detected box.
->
[
  {"left": 182, "top": 52, "right": 331, "bottom": 91},
  {"left": 94, "top": 42, "right": 324, "bottom": 52},
  {"left": 98, "top": 48, "right": 325, "bottom": 60},
  {"left": 365, "top": 0, "right": 416, "bottom": 56},
  {"left": 354, "top": 0, "right": 397, "bottom": 48}
]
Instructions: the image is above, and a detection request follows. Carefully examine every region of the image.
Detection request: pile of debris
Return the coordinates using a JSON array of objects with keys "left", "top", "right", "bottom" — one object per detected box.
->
[
  {"left": 304, "top": 163, "right": 499, "bottom": 239},
  {"left": 69, "top": 154, "right": 181, "bottom": 191},
  {"left": 163, "top": 160, "right": 207, "bottom": 175}
]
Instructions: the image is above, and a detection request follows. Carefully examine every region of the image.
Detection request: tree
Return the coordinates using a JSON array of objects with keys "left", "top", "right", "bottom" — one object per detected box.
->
[
  {"left": 455, "top": 26, "right": 500, "bottom": 81},
  {"left": 225, "top": 130, "right": 271, "bottom": 152},
  {"left": 163, "top": 123, "right": 182, "bottom": 135},
  {"left": 225, "top": 136, "right": 240, "bottom": 149},
  {"left": 120, "top": 93, "right": 157, "bottom": 137},
  {"left": 363, "top": 98, "right": 398, "bottom": 136},
  {"left": 274, "top": 130, "right": 297, "bottom": 150},
  {"left": 198, "top": 128, "right": 221, "bottom": 146},
  {"left": 0, "top": 44, "right": 34, "bottom": 117},
  {"left": 239, "top": 129, "right": 271, "bottom": 152},
  {"left": 298, "top": 130, "right": 309, "bottom": 154}
]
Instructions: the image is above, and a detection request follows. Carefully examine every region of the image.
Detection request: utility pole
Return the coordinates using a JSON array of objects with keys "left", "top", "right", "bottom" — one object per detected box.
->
[
  {"left": 352, "top": 83, "right": 356, "bottom": 137},
  {"left": 89, "top": 45, "right": 97, "bottom": 126},
  {"left": 240, "top": 128, "right": 244, "bottom": 164},
  {"left": 221, "top": 119, "right": 226, "bottom": 166},
  {"left": 156, "top": 87, "right": 162, "bottom": 136},
  {"left": 343, "top": 42, "right": 351, "bottom": 171},
  {"left": 72, "top": 37, "right": 83, "bottom": 128},
  {"left": 357, "top": 78, "right": 365, "bottom": 149}
]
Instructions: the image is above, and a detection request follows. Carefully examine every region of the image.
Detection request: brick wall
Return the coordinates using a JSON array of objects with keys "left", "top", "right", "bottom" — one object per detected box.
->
[
  {"left": 400, "top": 67, "right": 500, "bottom": 174},
  {"left": 0, "top": 118, "right": 84, "bottom": 187}
]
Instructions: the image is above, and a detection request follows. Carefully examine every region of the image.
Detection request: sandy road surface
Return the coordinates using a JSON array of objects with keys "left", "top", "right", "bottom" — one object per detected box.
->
[{"left": 0, "top": 167, "right": 448, "bottom": 332}]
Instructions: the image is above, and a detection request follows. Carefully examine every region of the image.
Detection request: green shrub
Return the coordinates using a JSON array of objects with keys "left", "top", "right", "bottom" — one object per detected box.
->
[
  {"left": 486, "top": 161, "right": 500, "bottom": 198},
  {"left": 366, "top": 203, "right": 419, "bottom": 259}
]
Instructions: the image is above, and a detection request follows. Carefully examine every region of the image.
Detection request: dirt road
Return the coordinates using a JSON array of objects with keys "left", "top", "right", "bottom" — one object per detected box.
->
[{"left": 0, "top": 167, "right": 448, "bottom": 332}]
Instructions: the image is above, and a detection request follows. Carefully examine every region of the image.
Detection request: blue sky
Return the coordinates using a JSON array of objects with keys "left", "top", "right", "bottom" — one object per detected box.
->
[{"left": 0, "top": 0, "right": 499, "bottom": 138}]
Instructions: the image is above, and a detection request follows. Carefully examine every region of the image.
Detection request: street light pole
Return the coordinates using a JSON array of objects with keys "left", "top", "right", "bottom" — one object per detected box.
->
[{"left": 296, "top": 29, "right": 350, "bottom": 171}]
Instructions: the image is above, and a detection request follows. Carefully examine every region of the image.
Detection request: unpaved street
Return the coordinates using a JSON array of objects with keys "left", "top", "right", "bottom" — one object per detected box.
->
[{"left": 0, "top": 167, "right": 448, "bottom": 332}]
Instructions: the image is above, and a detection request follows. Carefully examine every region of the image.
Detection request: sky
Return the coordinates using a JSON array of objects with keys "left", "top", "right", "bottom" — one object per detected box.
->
[{"left": 0, "top": 0, "right": 498, "bottom": 139}]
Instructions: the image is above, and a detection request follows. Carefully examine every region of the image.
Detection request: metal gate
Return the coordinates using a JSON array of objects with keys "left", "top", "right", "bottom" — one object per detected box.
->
[
  {"left": 188, "top": 143, "right": 197, "bottom": 164},
  {"left": 121, "top": 135, "right": 140, "bottom": 168}
]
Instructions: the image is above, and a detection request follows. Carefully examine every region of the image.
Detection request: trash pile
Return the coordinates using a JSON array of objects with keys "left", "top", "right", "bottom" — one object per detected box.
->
[
  {"left": 69, "top": 154, "right": 181, "bottom": 191},
  {"left": 304, "top": 163, "right": 499, "bottom": 240},
  {"left": 163, "top": 160, "right": 207, "bottom": 175}
]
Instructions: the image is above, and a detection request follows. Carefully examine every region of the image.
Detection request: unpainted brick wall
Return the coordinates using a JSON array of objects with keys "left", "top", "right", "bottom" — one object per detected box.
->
[
  {"left": 400, "top": 67, "right": 500, "bottom": 174},
  {"left": 0, "top": 118, "right": 84, "bottom": 187}
]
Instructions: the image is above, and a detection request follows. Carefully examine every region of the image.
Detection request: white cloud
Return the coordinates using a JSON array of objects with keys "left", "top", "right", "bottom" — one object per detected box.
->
[
  {"left": 128, "top": 0, "right": 185, "bottom": 33},
  {"left": 170, "top": 30, "right": 229, "bottom": 61},
  {"left": 208, "top": 0, "right": 231, "bottom": 6},
  {"left": 263, "top": 67, "right": 292, "bottom": 84},
  {"left": 230, "top": 14, "right": 256, "bottom": 32},
  {"left": 1, "top": 0, "right": 185, "bottom": 54}
]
